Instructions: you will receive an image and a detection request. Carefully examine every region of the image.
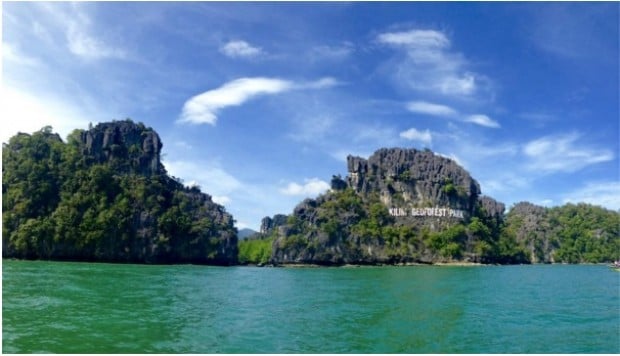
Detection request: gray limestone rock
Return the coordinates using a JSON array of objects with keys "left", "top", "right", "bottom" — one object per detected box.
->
[{"left": 80, "top": 120, "right": 163, "bottom": 176}]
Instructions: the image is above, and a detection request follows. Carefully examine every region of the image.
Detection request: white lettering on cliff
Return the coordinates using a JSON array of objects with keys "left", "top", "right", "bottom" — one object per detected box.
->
[{"left": 390, "top": 207, "right": 465, "bottom": 219}]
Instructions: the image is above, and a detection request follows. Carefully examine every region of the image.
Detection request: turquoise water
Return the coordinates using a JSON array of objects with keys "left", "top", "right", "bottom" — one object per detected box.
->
[{"left": 3, "top": 260, "right": 619, "bottom": 353}]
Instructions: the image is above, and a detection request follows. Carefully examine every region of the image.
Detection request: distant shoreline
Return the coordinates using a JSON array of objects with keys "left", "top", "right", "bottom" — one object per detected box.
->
[{"left": 3, "top": 258, "right": 614, "bottom": 268}]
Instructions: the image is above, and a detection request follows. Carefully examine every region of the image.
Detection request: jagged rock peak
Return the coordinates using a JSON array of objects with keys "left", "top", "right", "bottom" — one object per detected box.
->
[
  {"left": 260, "top": 214, "right": 288, "bottom": 234},
  {"left": 345, "top": 148, "right": 481, "bottom": 215},
  {"left": 80, "top": 119, "right": 163, "bottom": 175},
  {"left": 479, "top": 195, "right": 506, "bottom": 219}
]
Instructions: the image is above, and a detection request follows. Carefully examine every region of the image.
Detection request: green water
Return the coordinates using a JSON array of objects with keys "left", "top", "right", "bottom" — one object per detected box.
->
[{"left": 3, "top": 260, "right": 619, "bottom": 353}]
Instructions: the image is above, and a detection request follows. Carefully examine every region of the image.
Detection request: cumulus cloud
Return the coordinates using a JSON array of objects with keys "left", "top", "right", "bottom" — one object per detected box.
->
[
  {"left": 220, "top": 40, "right": 263, "bottom": 58},
  {"left": 464, "top": 114, "right": 500, "bottom": 128},
  {"left": 178, "top": 77, "right": 338, "bottom": 125},
  {"left": 400, "top": 127, "right": 432, "bottom": 145},
  {"left": 280, "top": 178, "right": 330, "bottom": 196},
  {"left": 523, "top": 133, "right": 614, "bottom": 173}
]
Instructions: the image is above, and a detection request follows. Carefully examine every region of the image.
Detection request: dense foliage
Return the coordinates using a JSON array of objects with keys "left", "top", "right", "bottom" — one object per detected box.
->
[
  {"left": 2, "top": 124, "right": 237, "bottom": 264},
  {"left": 271, "top": 186, "right": 618, "bottom": 265},
  {"left": 505, "top": 202, "right": 619, "bottom": 263},
  {"left": 238, "top": 236, "right": 273, "bottom": 265},
  {"left": 271, "top": 188, "right": 530, "bottom": 265}
]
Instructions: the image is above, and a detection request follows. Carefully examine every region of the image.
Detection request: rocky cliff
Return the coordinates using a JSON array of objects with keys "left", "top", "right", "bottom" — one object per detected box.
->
[
  {"left": 347, "top": 148, "right": 480, "bottom": 212},
  {"left": 268, "top": 148, "right": 525, "bottom": 266},
  {"left": 2, "top": 121, "right": 238, "bottom": 265},
  {"left": 81, "top": 121, "right": 164, "bottom": 175}
]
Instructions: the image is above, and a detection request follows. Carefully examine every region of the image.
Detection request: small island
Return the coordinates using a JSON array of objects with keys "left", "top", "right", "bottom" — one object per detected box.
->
[
  {"left": 3, "top": 121, "right": 619, "bottom": 266},
  {"left": 240, "top": 148, "right": 619, "bottom": 266},
  {"left": 2, "top": 120, "right": 237, "bottom": 265}
]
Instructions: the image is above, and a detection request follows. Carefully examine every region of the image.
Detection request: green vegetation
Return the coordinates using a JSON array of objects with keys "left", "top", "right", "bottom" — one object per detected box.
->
[
  {"left": 2, "top": 123, "right": 237, "bottom": 264},
  {"left": 238, "top": 237, "right": 273, "bottom": 265},
  {"left": 505, "top": 202, "right": 619, "bottom": 263}
]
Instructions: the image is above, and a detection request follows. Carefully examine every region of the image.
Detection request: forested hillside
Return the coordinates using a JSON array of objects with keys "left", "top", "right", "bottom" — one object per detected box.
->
[
  {"left": 240, "top": 148, "right": 619, "bottom": 266},
  {"left": 505, "top": 202, "right": 619, "bottom": 263},
  {"left": 2, "top": 121, "right": 238, "bottom": 264}
]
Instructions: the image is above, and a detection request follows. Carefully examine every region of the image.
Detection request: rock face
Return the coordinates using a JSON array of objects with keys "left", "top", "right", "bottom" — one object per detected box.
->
[
  {"left": 260, "top": 214, "right": 288, "bottom": 234},
  {"left": 269, "top": 148, "right": 513, "bottom": 265},
  {"left": 81, "top": 121, "right": 163, "bottom": 175},
  {"left": 2, "top": 121, "right": 238, "bottom": 265},
  {"left": 346, "top": 148, "right": 480, "bottom": 227},
  {"left": 505, "top": 202, "right": 555, "bottom": 263},
  {"left": 478, "top": 195, "right": 505, "bottom": 223}
]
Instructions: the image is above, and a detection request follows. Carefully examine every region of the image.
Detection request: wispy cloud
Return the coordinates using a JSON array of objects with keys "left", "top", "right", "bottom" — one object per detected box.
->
[
  {"left": 309, "top": 42, "right": 354, "bottom": 61},
  {"left": 280, "top": 178, "right": 330, "bottom": 197},
  {"left": 220, "top": 40, "right": 263, "bottom": 58},
  {"left": 377, "top": 28, "right": 486, "bottom": 98},
  {"left": 406, "top": 101, "right": 500, "bottom": 128},
  {"left": 400, "top": 127, "right": 432, "bottom": 146},
  {"left": 3, "top": 43, "right": 41, "bottom": 66},
  {"left": 464, "top": 114, "right": 500, "bottom": 128},
  {"left": 164, "top": 159, "right": 243, "bottom": 198},
  {"left": 523, "top": 133, "right": 614, "bottom": 173},
  {"left": 562, "top": 181, "right": 620, "bottom": 210},
  {"left": 34, "top": 2, "right": 128, "bottom": 60},
  {"left": 178, "top": 76, "right": 338, "bottom": 125},
  {"left": 67, "top": 24, "right": 127, "bottom": 60},
  {"left": 406, "top": 101, "right": 457, "bottom": 117}
]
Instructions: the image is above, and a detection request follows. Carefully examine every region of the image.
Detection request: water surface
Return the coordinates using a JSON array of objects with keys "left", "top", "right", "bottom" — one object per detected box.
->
[{"left": 3, "top": 260, "right": 619, "bottom": 353}]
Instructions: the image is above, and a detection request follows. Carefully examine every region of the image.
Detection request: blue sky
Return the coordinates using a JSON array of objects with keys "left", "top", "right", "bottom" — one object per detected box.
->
[{"left": 2, "top": 2, "right": 619, "bottom": 230}]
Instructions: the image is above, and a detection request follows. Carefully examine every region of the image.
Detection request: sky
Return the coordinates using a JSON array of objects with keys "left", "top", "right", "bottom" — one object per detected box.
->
[{"left": 2, "top": 2, "right": 619, "bottom": 230}]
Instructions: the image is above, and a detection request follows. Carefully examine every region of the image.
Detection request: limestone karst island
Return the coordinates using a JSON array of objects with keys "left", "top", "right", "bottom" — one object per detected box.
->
[{"left": 3, "top": 120, "right": 619, "bottom": 266}]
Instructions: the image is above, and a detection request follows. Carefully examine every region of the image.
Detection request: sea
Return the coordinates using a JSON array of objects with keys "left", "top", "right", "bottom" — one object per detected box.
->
[{"left": 2, "top": 260, "right": 619, "bottom": 353}]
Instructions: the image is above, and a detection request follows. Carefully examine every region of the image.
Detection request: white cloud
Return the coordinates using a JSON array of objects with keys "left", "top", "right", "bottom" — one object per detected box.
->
[
  {"left": 378, "top": 29, "right": 449, "bottom": 49},
  {"left": 406, "top": 101, "right": 458, "bottom": 117},
  {"left": 439, "top": 73, "right": 477, "bottom": 96},
  {"left": 280, "top": 178, "right": 330, "bottom": 196},
  {"left": 212, "top": 195, "right": 231, "bottom": 206},
  {"left": 3, "top": 43, "right": 41, "bottom": 66},
  {"left": 35, "top": 3, "right": 127, "bottom": 60},
  {"left": 67, "top": 24, "right": 127, "bottom": 60},
  {"left": 400, "top": 128, "right": 432, "bottom": 145},
  {"left": 220, "top": 40, "right": 263, "bottom": 58},
  {"left": 163, "top": 160, "right": 243, "bottom": 195},
  {"left": 310, "top": 43, "right": 354, "bottom": 61},
  {"left": 523, "top": 133, "right": 614, "bottom": 173},
  {"left": 178, "top": 77, "right": 338, "bottom": 125},
  {"left": 300, "top": 77, "right": 340, "bottom": 90},
  {"left": 405, "top": 101, "right": 499, "bottom": 128},
  {"left": 0, "top": 86, "right": 90, "bottom": 144},
  {"left": 377, "top": 28, "right": 487, "bottom": 98},
  {"left": 563, "top": 181, "right": 620, "bottom": 210},
  {"left": 464, "top": 114, "right": 500, "bottom": 128}
]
